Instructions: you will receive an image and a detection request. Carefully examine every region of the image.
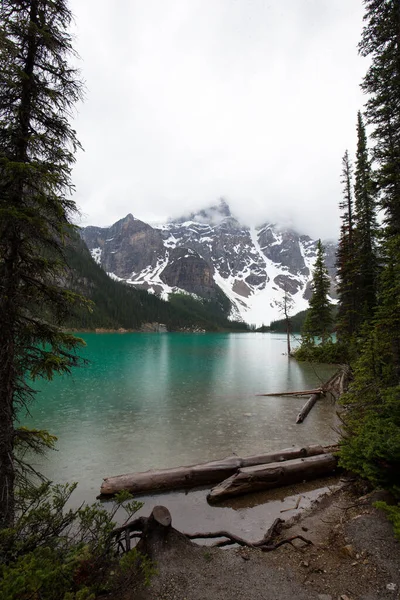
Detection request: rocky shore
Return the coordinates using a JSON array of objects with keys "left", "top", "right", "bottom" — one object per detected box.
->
[{"left": 125, "top": 483, "right": 400, "bottom": 600}]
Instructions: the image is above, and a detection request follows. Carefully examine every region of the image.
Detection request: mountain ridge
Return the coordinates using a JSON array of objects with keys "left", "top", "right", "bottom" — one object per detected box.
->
[{"left": 81, "top": 200, "right": 337, "bottom": 326}]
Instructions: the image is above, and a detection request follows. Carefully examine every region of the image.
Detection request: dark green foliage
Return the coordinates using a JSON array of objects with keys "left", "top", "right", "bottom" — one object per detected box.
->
[
  {"left": 294, "top": 339, "right": 349, "bottom": 364},
  {"left": 269, "top": 306, "right": 339, "bottom": 334},
  {"left": 169, "top": 291, "right": 247, "bottom": 331},
  {"left": 0, "top": 483, "right": 155, "bottom": 599},
  {"left": 339, "top": 0, "right": 400, "bottom": 513},
  {"left": 64, "top": 233, "right": 248, "bottom": 332},
  {"left": 336, "top": 150, "right": 357, "bottom": 341},
  {"left": 300, "top": 240, "right": 333, "bottom": 345},
  {"left": 337, "top": 115, "right": 379, "bottom": 346},
  {"left": 339, "top": 324, "right": 400, "bottom": 495},
  {"left": 353, "top": 111, "right": 379, "bottom": 326},
  {"left": 270, "top": 309, "right": 309, "bottom": 333},
  {"left": 374, "top": 502, "right": 400, "bottom": 541},
  {"left": 255, "top": 324, "right": 271, "bottom": 332},
  {"left": 0, "top": 0, "right": 88, "bottom": 526},
  {"left": 360, "top": 0, "right": 400, "bottom": 240}
]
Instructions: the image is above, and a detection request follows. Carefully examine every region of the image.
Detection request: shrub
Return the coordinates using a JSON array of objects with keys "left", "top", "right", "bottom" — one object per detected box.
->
[{"left": 0, "top": 483, "right": 154, "bottom": 599}]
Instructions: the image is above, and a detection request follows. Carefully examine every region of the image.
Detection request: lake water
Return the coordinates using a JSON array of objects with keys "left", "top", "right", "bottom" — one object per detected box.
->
[{"left": 23, "top": 332, "right": 339, "bottom": 536}]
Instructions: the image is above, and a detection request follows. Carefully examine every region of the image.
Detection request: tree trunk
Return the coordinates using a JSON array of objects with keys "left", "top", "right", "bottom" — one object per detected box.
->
[
  {"left": 0, "top": 379, "right": 15, "bottom": 528},
  {"left": 296, "top": 393, "right": 320, "bottom": 424},
  {"left": 207, "top": 453, "right": 337, "bottom": 503},
  {"left": 0, "top": 238, "right": 19, "bottom": 528},
  {"left": 256, "top": 388, "right": 322, "bottom": 397},
  {"left": 0, "top": 1, "right": 40, "bottom": 529},
  {"left": 99, "top": 445, "right": 326, "bottom": 497}
]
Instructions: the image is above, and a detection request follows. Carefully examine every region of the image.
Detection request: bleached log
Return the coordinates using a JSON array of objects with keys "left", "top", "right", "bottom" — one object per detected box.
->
[
  {"left": 256, "top": 388, "right": 323, "bottom": 397},
  {"left": 207, "top": 453, "right": 337, "bottom": 503},
  {"left": 296, "top": 393, "right": 321, "bottom": 423},
  {"left": 99, "top": 445, "right": 325, "bottom": 497}
]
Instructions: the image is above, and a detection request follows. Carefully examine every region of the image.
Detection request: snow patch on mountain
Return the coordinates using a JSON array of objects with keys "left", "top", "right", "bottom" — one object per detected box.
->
[
  {"left": 81, "top": 200, "right": 338, "bottom": 327},
  {"left": 91, "top": 247, "right": 102, "bottom": 265}
]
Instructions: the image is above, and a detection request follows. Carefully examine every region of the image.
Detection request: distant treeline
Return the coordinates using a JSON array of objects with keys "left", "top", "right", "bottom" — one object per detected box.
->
[{"left": 256, "top": 305, "right": 338, "bottom": 334}]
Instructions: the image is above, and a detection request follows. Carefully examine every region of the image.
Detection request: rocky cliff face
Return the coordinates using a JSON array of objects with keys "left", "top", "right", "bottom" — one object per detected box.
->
[{"left": 81, "top": 200, "right": 337, "bottom": 326}]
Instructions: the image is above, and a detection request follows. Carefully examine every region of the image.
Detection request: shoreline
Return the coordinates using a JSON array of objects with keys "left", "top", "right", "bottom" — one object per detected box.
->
[{"left": 130, "top": 482, "right": 400, "bottom": 600}]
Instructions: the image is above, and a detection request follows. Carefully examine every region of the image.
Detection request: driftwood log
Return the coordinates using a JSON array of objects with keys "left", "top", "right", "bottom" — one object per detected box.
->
[
  {"left": 99, "top": 444, "right": 326, "bottom": 497},
  {"left": 257, "top": 366, "right": 351, "bottom": 425},
  {"left": 110, "top": 507, "right": 312, "bottom": 555},
  {"left": 296, "top": 393, "right": 320, "bottom": 423},
  {"left": 256, "top": 388, "right": 323, "bottom": 397},
  {"left": 207, "top": 453, "right": 337, "bottom": 503}
]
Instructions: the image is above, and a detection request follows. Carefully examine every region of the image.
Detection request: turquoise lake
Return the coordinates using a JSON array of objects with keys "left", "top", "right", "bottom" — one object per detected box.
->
[{"left": 23, "top": 332, "right": 338, "bottom": 511}]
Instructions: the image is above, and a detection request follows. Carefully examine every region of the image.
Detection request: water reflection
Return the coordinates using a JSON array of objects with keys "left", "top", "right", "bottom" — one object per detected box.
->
[{"left": 24, "top": 332, "right": 338, "bottom": 505}]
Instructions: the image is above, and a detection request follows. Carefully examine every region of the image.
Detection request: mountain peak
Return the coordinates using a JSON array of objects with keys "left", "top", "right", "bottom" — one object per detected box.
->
[
  {"left": 174, "top": 198, "right": 232, "bottom": 226},
  {"left": 81, "top": 206, "right": 338, "bottom": 326}
]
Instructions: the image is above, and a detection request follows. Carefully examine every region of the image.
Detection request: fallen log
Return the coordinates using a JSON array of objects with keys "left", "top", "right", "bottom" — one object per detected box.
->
[
  {"left": 296, "top": 392, "right": 321, "bottom": 423},
  {"left": 256, "top": 388, "right": 322, "bottom": 397},
  {"left": 185, "top": 517, "right": 284, "bottom": 548},
  {"left": 111, "top": 508, "right": 311, "bottom": 555},
  {"left": 99, "top": 445, "right": 326, "bottom": 497},
  {"left": 207, "top": 453, "right": 337, "bottom": 503}
]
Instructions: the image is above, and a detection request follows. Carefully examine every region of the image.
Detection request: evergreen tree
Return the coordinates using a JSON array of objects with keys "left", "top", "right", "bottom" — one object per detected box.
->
[
  {"left": 336, "top": 150, "right": 357, "bottom": 341},
  {"left": 340, "top": 0, "right": 400, "bottom": 496},
  {"left": 0, "top": 0, "right": 86, "bottom": 527},
  {"left": 360, "top": 0, "right": 400, "bottom": 240},
  {"left": 353, "top": 111, "right": 378, "bottom": 328},
  {"left": 301, "top": 240, "right": 333, "bottom": 345}
]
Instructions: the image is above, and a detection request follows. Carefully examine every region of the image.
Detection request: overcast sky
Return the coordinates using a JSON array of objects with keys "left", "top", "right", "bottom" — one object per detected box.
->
[{"left": 70, "top": 0, "right": 367, "bottom": 239}]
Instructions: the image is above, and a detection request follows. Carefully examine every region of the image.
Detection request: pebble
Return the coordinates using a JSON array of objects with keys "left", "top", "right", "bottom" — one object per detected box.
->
[
  {"left": 300, "top": 561, "right": 309, "bottom": 567},
  {"left": 341, "top": 544, "right": 355, "bottom": 558},
  {"left": 318, "top": 595, "right": 332, "bottom": 600},
  {"left": 386, "top": 583, "right": 397, "bottom": 592}
]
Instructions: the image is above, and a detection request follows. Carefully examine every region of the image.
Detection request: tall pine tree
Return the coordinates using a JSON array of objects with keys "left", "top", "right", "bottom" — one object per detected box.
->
[
  {"left": 340, "top": 0, "right": 400, "bottom": 495},
  {"left": 353, "top": 110, "right": 378, "bottom": 328},
  {"left": 336, "top": 150, "right": 357, "bottom": 341},
  {"left": 301, "top": 240, "right": 333, "bottom": 345},
  {"left": 0, "top": 0, "right": 86, "bottom": 527},
  {"left": 359, "top": 0, "right": 400, "bottom": 380}
]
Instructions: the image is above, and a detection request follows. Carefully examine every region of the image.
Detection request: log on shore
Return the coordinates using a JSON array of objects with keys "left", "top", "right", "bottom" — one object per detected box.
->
[
  {"left": 296, "top": 393, "right": 321, "bottom": 424},
  {"left": 207, "top": 453, "right": 337, "bottom": 503},
  {"left": 99, "top": 444, "right": 326, "bottom": 497}
]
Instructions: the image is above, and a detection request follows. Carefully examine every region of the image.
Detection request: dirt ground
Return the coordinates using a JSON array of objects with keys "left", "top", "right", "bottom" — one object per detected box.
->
[{"left": 127, "top": 482, "right": 400, "bottom": 600}]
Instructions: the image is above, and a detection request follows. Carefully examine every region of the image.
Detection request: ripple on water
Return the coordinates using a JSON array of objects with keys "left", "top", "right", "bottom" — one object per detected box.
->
[{"left": 24, "top": 332, "right": 339, "bottom": 525}]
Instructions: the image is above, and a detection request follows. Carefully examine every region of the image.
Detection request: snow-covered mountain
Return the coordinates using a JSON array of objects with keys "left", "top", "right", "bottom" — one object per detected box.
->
[{"left": 81, "top": 200, "right": 337, "bottom": 326}]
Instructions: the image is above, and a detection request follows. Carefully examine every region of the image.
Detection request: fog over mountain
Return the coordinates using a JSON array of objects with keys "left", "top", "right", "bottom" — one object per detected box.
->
[
  {"left": 70, "top": 0, "right": 366, "bottom": 240},
  {"left": 81, "top": 200, "right": 337, "bottom": 327}
]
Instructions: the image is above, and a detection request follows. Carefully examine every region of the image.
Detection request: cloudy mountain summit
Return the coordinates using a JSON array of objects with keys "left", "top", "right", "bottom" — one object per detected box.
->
[{"left": 81, "top": 200, "right": 337, "bottom": 327}]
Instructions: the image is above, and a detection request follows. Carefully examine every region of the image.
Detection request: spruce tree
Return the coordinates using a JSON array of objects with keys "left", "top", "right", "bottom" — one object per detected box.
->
[
  {"left": 340, "top": 0, "right": 400, "bottom": 495},
  {"left": 0, "top": 0, "right": 86, "bottom": 527},
  {"left": 360, "top": 0, "right": 400, "bottom": 240},
  {"left": 301, "top": 240, "right": 333, "bottom": 345},
  {"left": 336, "top": 150, "right": 357, "bottom": 341},
  {"left": 353, "top": 111, "right": 378, "bottom": 327}
]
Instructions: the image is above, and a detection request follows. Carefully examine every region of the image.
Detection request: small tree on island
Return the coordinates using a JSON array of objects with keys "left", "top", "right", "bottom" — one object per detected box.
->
[
  {"left": 300, "top": 240, "right": 333, "bottom": 348},
  {"left": 276, "top": 283, "right": 294, "bottom": 355}
]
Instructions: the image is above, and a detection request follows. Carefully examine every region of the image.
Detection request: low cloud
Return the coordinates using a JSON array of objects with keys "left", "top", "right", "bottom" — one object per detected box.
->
[{"left": 71, "top": 0, "right": 366, "bottom": 240}]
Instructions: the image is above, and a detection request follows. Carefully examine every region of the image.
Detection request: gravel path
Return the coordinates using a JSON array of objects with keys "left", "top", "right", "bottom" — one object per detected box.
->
[{"left": 125, "top": 486, "right": 400, "bottom": 600}]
